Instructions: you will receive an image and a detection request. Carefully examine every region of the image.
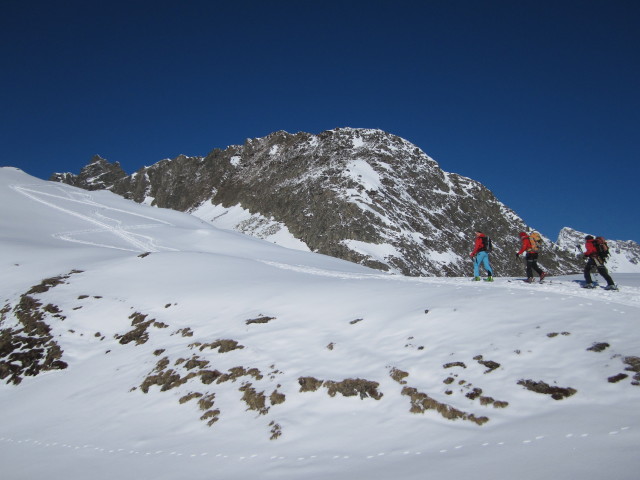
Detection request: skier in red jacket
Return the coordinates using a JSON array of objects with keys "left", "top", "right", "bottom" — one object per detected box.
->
[
  {"left": 516, "top": 232, "right": 547, "bottom": 283},
  {"left": 583, "top": 235, "right": 617, "bottom": 290},
  {"left": 469, "top": 231, "right": 493, "bottom": 281}
]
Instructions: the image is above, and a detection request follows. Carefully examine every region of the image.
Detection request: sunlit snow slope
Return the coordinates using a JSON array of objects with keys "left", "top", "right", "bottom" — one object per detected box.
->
[{"left": 1, "top": 167, "right": 639, "bottom": 480}]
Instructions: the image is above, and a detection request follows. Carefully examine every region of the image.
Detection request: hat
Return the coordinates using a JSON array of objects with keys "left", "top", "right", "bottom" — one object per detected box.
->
[
  {"left": 519, "top": 232, "right": 528, "bottom": 237},
  {"left": 585, "top": 235, "right": 594, "bottom": 240}
]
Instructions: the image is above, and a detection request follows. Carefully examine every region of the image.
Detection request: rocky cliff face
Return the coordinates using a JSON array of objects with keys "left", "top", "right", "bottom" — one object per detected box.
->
[{"left": 51, "top": 128, "right": 585, "bottom": 276}]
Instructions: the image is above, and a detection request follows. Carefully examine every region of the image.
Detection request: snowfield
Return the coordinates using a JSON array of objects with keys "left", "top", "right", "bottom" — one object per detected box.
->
[{"left": 1, "top": 167, "right": 639, "bottom": 480}]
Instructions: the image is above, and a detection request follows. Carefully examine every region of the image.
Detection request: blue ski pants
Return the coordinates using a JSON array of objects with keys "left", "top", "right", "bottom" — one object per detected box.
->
[{"left": 473, "top": 251, "right": 493, "bottom": 277}]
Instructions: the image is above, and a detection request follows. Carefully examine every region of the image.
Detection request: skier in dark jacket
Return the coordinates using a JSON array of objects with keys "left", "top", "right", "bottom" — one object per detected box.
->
[
  {"left": 516, "top": 232, "right": 547, "bottom": 283},
  {"left": 583, "top": 235, "right": 617, "bottom": 290}
]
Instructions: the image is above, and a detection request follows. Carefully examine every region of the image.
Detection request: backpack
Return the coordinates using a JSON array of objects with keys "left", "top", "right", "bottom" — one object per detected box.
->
[
  {"left": 528, "top": 232, "right": 543, "bottom": 252},
  {"left": 481, "top": 235, "right": 493, "bottom": 252},
  {"left": 594, "top": 236, "right": 610, "bottom": 261}
]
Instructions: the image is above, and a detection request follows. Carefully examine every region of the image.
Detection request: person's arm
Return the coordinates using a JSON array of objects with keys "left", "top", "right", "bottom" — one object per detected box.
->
[
  {"left": 516, "top": 238, "right": 529, "bottom": 255},
  {"left": 470, "top": 237, "right": 481, "bottom": 257}
]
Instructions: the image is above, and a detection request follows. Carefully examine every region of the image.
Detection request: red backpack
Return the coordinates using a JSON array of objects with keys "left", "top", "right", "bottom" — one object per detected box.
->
[{"left": 594, "top": 236, "right": 610, "bottom": 261}]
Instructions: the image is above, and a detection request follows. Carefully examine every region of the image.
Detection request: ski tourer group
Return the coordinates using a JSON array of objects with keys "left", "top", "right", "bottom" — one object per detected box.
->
[{"left": 469, "top": 231, "right": 617, "bottom": 290}]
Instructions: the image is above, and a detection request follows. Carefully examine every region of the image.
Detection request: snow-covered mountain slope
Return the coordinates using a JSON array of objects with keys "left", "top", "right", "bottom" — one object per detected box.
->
[
  {"left": 2, "top": 167, "right": 640, "bottom": 480},
  {"left": 51, "top": 128, "right": 584, "bottom": 277},
  {"left": 558, "top": 227, "right": 640, "bottom": 273}
]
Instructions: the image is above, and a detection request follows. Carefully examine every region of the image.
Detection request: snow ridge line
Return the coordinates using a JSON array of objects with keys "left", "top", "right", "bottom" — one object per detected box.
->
[{"left": 0, "top": 426, "right": 632, "bottom": 463}]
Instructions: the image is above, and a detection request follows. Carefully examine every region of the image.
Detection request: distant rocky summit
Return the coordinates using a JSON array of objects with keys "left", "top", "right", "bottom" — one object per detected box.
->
[
  {"left": 53, "top": 128, "right": 628, "bottom": 276},
  {"left": 51, "top": 155, "right": 127, "bottom": 191}
]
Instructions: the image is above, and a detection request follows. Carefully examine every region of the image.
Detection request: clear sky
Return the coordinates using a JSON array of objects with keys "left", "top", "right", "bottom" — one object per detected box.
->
[{"left": 2, "top": 0, "right": 639, "bottom": 242}]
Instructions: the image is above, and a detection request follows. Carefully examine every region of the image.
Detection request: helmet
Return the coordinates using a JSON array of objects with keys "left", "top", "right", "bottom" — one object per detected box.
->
[{"left": 519, "top": 232, "right": 528, "bottom": 238}]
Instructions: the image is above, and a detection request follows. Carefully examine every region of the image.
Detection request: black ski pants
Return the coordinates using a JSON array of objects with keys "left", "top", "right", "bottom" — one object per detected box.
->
[
  {"left": 525, "top": 252, "right": 543, "bottom": 278},
  {"left": 584, "top": 257, "right": 614, "bottom": 286}
]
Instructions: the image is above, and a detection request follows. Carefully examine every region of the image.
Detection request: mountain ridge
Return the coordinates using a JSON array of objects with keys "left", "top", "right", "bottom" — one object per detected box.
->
[{"left": 50, "top": 128, "right": 639, "bottom": 275}]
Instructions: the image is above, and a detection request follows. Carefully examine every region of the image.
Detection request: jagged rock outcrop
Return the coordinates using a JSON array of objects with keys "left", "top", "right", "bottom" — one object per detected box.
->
[
  {"left": 51, "top": 128, "right": 585, "bottom": 276},
  {"left": 50, "top": 155, "right": 127, "bottom": 190}
]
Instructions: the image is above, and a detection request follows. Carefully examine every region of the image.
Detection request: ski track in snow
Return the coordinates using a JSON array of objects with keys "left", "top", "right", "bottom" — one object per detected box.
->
[
  {"left": 11, "top": 184, "right": 178, "bottom": 253},
  {"left": 259, "top": 261, "right": 640, "bottom": 309},
  {"left": 0, "top": 426, "right": 633, "bottom": 463}
]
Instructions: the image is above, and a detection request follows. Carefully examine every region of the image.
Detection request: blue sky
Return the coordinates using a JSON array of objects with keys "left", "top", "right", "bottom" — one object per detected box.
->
[{"left": 2, "top": 1, "right": 639, "bottom": 242}]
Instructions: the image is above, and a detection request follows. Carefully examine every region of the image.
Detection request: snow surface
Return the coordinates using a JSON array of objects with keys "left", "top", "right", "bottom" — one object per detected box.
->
[
  {"left": 344, "top": 158, "right": 383, "bottom": 192},
  {"left": 1, "top": 167, "right": 639, "bottom": 480}
]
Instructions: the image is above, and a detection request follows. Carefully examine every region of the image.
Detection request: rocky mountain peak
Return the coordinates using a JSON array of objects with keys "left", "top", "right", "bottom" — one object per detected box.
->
[
  {"left": 50, "top": 154, "right": 127, "bottom": 190},
  {"left": 52, "top": 128, "right": 588, "bottom": 276}
]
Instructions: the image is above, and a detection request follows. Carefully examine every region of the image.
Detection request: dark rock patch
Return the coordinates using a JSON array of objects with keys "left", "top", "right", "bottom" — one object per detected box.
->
[
  {"left": 298, "top": 376, "right": 323, "bottom": 392},
  {"left": 622, "top": 356, "right": 640, "bottom": 385},
  {"left": 473, "top": 355, "right": 500, "bottom": 373},
  {"left": 466, "top": 387, "right": 483, "bottom": 400},
  {"left": 190, "top": 339, "right": 244, "bottom": 353},
  {"left": 199, "top": 369, "right": 223, "bottom": 385},
  {"left": 608, "top": 373, "right": 628, "bottom": 383},
  {"left": 587, "top": 342, "right": 610, "bottom": 352},
  {"left": 245, "top": 315, "right": 276, "bottom": 325},
  {"left": 0, "top": 286, "right": 69, "bottom": 385},
  {"left": 324, "top": 378, "right": 383, "bottom": 400},
  {"left": 389, "top": 367, "right": 409, "bottom": 385},
  {"left": 443, "top": 361, "right": 466, "bottom": 369},
  {"left": 174, "top": 328, "right": 193, "bottom": 337},
  {"left": 298, "top": 376, "right": 382, "bottom": 400},
  {"left": 115, "top": 312, "right": 169, "bottom": 346},
  {"left": 179, "top": 392, "right": 203, "bottom": 404},
  {"left": 270, "top": 390, "right": 286, "bottom": 405},
  {"left": 401, "top": 386, "right": 489, "bottom": 425},
  {"left": 269, "top": 421, "right": 282, "bottom": 440},
  {"left": 518, "top": 379, "right": 577, "bottom": 400},
  {"left": 239, "top": 383, "right": 269, "bottom": 414},
  {"left": 217, "top": 366, "right": 263, "bottom": 383}
]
